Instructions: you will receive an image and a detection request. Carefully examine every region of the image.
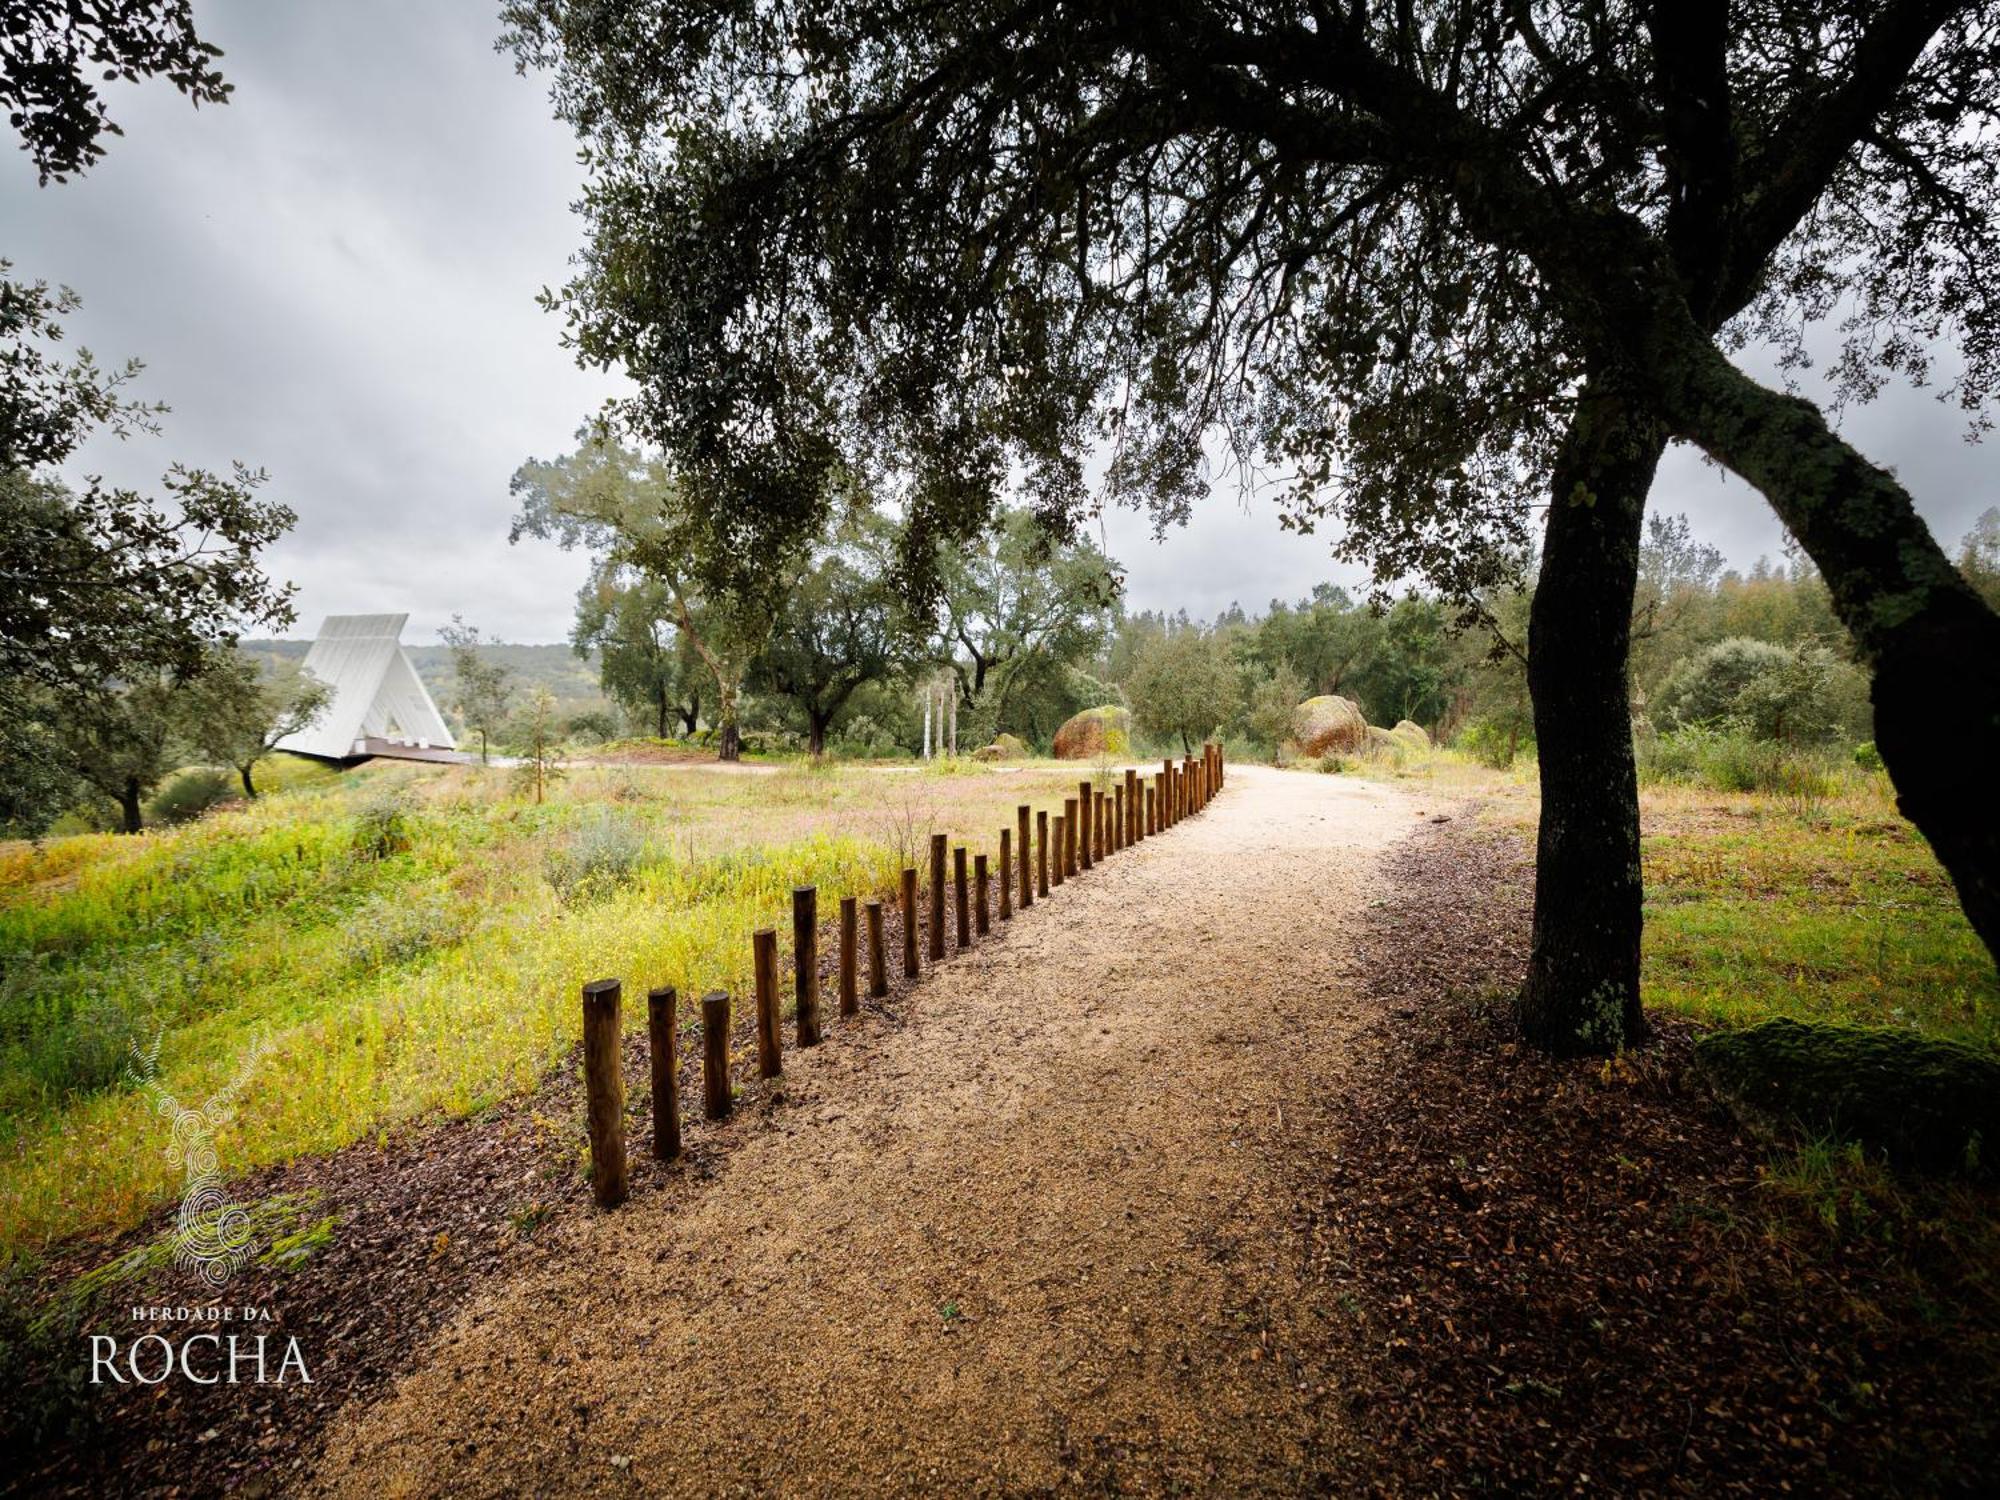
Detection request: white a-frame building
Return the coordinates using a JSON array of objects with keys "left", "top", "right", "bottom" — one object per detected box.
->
[{"left": 274, "top": 613, "right": 457, "bottom": 761}]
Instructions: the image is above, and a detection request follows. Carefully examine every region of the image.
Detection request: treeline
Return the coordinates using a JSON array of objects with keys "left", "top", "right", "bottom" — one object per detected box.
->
[{"left": 511, "top": 432, "right": 2000, "bottom": 774}]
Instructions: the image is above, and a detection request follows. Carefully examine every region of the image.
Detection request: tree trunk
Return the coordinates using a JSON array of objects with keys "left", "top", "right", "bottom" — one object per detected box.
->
[
  {"left": 808, "top": 711, "right": 829, "bottom": 758},
  {"left": 717, "top": 682, "right": 741, "bottom": 761},
  {"left": 656, "top": 688, "right": 668, "bottom": 739},
  {"left": 1658, "top": 331, "right": 2000, "bottom": 964},
  {"left": 1517, "top": 381, "right": 1666, "bottom": 1055},
  {"left": 118, "top": 775, "right": 143, "bottom": 834},
  {"left": 239, "top": 762, "right": 257, "bottom": 799},
  {"left": 679, "top": 693, "right": 700, "bottom": 737}
]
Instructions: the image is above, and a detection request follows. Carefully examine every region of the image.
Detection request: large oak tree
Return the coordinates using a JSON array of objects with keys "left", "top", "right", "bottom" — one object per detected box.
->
[{"left": 506, "top": 0, "right": 2000, "bottom": 1050}]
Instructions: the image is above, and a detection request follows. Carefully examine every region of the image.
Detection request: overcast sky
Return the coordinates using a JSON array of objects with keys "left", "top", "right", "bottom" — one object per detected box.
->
[{"left": 5, "top": 2, "right": 1993, "bottom": 643}]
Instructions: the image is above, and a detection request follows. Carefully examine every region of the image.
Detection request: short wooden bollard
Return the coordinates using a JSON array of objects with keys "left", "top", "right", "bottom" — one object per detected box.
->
[
  {"left": 1114, "top": 784, "right": 1125, "bottom": 850},
  {"left": 1063, "top": 798, "right": 1078, "bottom": 876},
  {"left": 1077, "top": 780, "right": 1094, "bottom": 869},
  {"left": 1051, "top": 814, "right": 1065, "bottom": 886},
  {"left": 974, "top": 853, "right": 990, "bottom": 935},
  {"left": 1017, "top": 805, "right": 1033, "bottom": 908},
  {"left": 701, "top": 990, "right": 731, "bottom": 1120},
  {"left": 582, "top": 979, "right": 628, "bottom": 1208},
  {"left": 998, "top": 831, "right": 1012, "bottom": 920},
  {"left": 928, "top": 834, "right": 947, "bottom": 962},
  {"left": 865, "top": 899, "right": 888, "bottom": 997},
  {"left": 1037, "top": 809, "right": 1050, "bottom": 896},
  {"left": 901, "top": 868, "right": 920, "bottom": 977},
  {"left": 648, "top": 984, "right": 680, "bottom": 1162},
  {"left": 953, "top": 846, "right": 971, "bottom": 947},
  {"left": 1096, "top": 790, "right": 1108, "bottom": 860},
  {"left": 1146, "top": 783, "right": 1157, "bottom": 836},
  {"left": 1127, "top": 768, "right": 1141, "bottom": 840},
  {"left": 753, "top": 928, "right": 782, "bottom": 1079},
  {"left": 793, "top": 886, "right": 821, "bottom": 1048},
  {"left": 1163, "top": 759, "right": 1175, "bottom": 824},
  {"left": 838, "top": 895, "right": 859, "bottom": 1017}
]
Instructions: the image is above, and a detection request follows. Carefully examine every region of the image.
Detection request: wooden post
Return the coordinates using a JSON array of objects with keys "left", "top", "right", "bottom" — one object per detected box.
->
[
  {"left": 701, "top": 990, "right": 731, "bottom": 1120},
  {"left": 648, "top": 984, "right": 680, "bottom": 1162},
  {"left": 1095, "top": 790, "right": 1107, "bottom": 860},
  {"left": 974, "top": 852, "right": 990, "bottom": 935},
  {"left": 865, "top": 899, "right": 887, "bottom": 997},
  {"left": 928, "top": 833, "right": 947, "bottom": 961},
  {"left": 793, "top": 886, "right": 821, "bottom": 1048},
  {"left": 953, "top": 845, "right": 971, "bottom": 948},
  {"left": 1146, "top": 783, "right": 1156, "bottom": 836},
  {"left": 1037, "top": 809, "right": 1050, "bottom": 896},
  {"left": 1016, "top": 804, "right": 1033, "bottom": 909},
  {"left": 581, "top": 978, "right": 628, "bottom": 1209},
  {"left": 901, "top": 868, "right": 920, "bottom": 977},
  {"left": 1163, "top": 758, "right": 1175, "bottom": 825},
  {"left": 998, "top": 831, "right": 1012, "bottom": 920},
  {"left": 1114, "top": 784, "right": 1125, "bottom": 850},
  {"left": 753, "top": 929, "right": 781, "bottom": 1078},
  {"left": 1063, "top": 798, "right": 1078, "bottom": 876},
  {"left": 1051, "top": 814, "right": 1065, "bottom": 886},
  {"left": 838, "top": 895, "right": 859, "bottom": 1017},
  {"left": 1077, "top": 780, "right": 1094, "bottom": 869},
  {"left": 1128, "top": 768, "right": 1140, "bottom": 840}
]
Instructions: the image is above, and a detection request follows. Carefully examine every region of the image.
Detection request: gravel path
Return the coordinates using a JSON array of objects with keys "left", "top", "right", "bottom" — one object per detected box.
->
[{"left": 308, "top": 764, "right": 1419, "bottom": 1496}]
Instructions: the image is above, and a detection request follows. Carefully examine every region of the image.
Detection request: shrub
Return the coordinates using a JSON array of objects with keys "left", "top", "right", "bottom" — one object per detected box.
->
[
  {"left": 1697, "top": 1018, "right": 2000, "bottom": 1177},
  {"left": 1655, "top": 637, "right": 1866, "bottom": 744},
  {"left": 1458, "top": 716, "right": 1528, "bottom": 769},
  {"left": 147, "top": 768, "right": 238, "bottom": 826},
  {"left": 1638, "top": 724, "right": 1839, "bottom": 802},
  {"left": 344, "top": 891, "right": 473, "bottom": 971},
  {"left": 542, "top": 810, "right": 651, "bottom": 908},
  {"left": 351, "top": 789, "right": 414, "bottom": 860},
  {"left": 1854, "top": 739, "right": 1884, "bottom": 772}
]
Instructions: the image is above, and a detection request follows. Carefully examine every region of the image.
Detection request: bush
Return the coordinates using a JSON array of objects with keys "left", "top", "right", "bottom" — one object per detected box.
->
[
  {"left": 1854, "top": 739, "right": 1884, "bottom": 772},
  {"left": 344, "top": 890, "right": 473, "bottom": 971},
  {"left": 1655, "top": 637, "right": 1866, "bottom": 744},
  {"left": 542, "top": 810, "right": 651, "bottom": 907},
  {"left": 1638, "top": 725, "right": 1839, "bottom": 802},
  {"left": 1458, "top": 716, "right": 1529, "bottom": 769},
  {"left": 351, "top": 789, "right": 414, "bottom": 860},
  {"left": 1697, "top": 1018, "right": 2000, "bottom": 1177},
  {"left": 147, "top": 768, "right": 238, "bottom": 826}
]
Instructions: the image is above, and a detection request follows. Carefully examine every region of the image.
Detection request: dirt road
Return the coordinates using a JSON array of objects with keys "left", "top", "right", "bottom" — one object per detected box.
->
[{"left": 309, "top": 764, "right": 1418, "bottom": 1496}]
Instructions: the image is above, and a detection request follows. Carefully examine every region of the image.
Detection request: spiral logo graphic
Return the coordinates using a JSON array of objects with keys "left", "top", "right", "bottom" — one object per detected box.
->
[{"left": 128, "top": 1033, "right": 269, "bottom": 1287}]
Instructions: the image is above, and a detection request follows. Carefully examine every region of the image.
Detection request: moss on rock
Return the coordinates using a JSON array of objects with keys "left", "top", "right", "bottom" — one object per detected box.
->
[
  {"left": 1695, "top": 1018, "right": 2000, "bottom": 1176},
  {"left": 1052, "top": 707, "right": 1130, "bottom": 760},
  {"left": 972, "top": 733, "right": 1028, "bottom": 762},
  {"left": 1292, "top": 695, "right": 1367, "bottom": 756}
]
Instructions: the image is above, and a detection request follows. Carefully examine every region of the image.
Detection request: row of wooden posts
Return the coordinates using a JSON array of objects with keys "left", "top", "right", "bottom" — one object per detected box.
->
[{"left": 579, "top": 744, "right": 1226, "bottom": 1207}]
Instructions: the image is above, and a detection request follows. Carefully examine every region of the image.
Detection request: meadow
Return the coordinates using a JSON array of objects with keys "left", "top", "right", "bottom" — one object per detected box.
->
[
  {"left": 0, "top": 755, "right": 1089, "bottom": 1266},
  {"left": 1303, "top": 741, "right": 1999, "bottom": 1053}
]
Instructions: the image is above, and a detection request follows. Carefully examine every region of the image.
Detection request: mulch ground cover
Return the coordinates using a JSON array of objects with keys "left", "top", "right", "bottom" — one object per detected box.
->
[{"left": 1307, "top": 808, "right": 2000, "bottom": 1495}]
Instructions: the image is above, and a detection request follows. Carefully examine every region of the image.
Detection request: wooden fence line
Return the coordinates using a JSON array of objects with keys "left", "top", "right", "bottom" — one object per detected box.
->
[{"left": 578, "top": 745, "right": 1230, "bottom": 1207}]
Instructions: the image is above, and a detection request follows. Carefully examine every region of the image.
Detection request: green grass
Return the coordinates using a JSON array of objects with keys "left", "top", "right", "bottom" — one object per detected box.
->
[
  {"left": 1640, "top": 782, "right": 1998, "bottom": 1050},
  {"left": 0, "top": 755, "right": 1089, "bottom": 1267}
]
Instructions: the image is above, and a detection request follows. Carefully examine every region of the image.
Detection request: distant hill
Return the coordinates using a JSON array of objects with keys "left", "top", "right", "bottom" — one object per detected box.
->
[{"left": 238, "top": 639, "right": 614, "bottom": 727}]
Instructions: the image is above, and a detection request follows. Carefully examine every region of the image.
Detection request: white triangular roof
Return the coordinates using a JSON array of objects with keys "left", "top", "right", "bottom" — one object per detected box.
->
[{"left": 273, "top": 613, "right": 457, "bottom": 759}]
